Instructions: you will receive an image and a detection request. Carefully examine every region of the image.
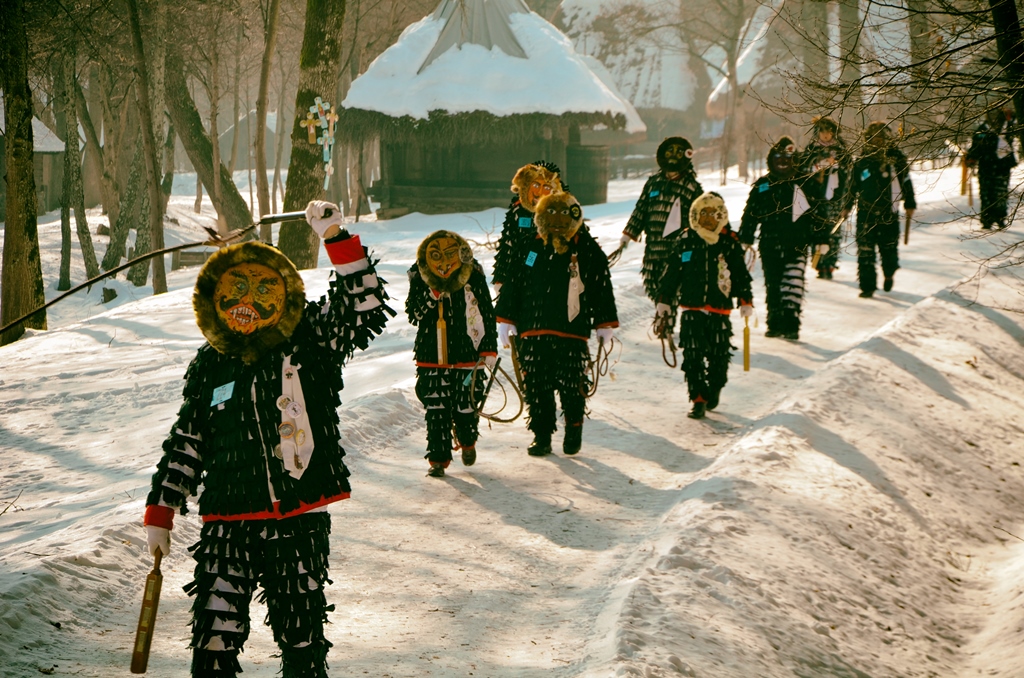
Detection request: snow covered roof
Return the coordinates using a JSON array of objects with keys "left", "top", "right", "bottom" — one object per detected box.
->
[
  {"left": 342, "top": 0, "right": 633, "bottom": 124},
  {"left": 0, "top": 98, "right": 66, "bottom": 153}
]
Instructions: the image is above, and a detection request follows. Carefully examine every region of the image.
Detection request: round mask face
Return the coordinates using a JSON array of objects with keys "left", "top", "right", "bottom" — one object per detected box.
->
[
  {"left": 524, "top": 179, "right": 555, "bottom": 211},
  {"left": 697, "top": 206, "right": 721, "bottom": 233},
  {"left": 769, "top": 144, "right": 796, "bottom": 178},
  {"left": 817, "top": 129, "right": 835, "bottom": 145},
  {"left": 426, "top": 236, "right": 463, "bottom": 279},
  {"left": 661, "top": 143, "right": 692, "bottom": 171},
  {"left": 214, "top": 262, "right": 286, "bottom": 334}
]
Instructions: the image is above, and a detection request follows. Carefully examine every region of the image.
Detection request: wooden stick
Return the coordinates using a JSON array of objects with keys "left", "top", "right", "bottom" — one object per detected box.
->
[
  {"left": 903, "top": 213, "right": 911, "bottom": 246},
  {"left": 743, "top": 317, "right": 750, "bottom": 372},
  {"left": 130, "top": 550, "right": 163, "bottom": 673}
]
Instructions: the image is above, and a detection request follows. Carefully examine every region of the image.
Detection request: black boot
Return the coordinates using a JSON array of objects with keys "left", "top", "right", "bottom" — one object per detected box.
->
[
  {"left": 706, "top": 389, "right": 721, "bottom": 411},
  {"left": 427, "top": 462, "right": 446, "bottom": 478},
  {"left": 883, "top": 275, "right": 894, "bottom": 292},
  {"left": 687, "top": 401, "right": 706, "bottom": 419},
  {"left": 563, "top": 423, "right": 583, "bottom": 455},
  {"left": 527, "top": 432, "right": 553, "bottom": 457},
  {"left": 460, "top": 444, "right": 477, "bottom": 466}
]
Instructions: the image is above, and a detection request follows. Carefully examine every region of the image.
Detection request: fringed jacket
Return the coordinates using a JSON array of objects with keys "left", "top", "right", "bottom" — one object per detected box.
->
[
  {"left": 657, "top": 226, "right": 753, "bottom": 314},
  {"left": 145, "top": 234, "right": 391, "bottom": 526}
]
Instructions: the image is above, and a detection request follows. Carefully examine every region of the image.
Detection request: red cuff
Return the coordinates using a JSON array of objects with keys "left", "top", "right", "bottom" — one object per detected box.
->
[
  {"left": 479, "top": 351, "right": 497, "bottom": 357},
  {"left": 431, "top": 289, "right": 442, "bottom": 299},
  {"left": 740, "top": 300, "right": 753, "bottom": 306},
  {"left": 144, "top": 504, "right": 175, "bottom": 529},
  {"left": 324, "top": 235, "right": 364, "bottom": 266}
]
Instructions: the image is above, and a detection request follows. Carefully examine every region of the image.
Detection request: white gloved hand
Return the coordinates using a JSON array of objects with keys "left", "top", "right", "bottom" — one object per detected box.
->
[
  {"left": 739, "top": 304, "right": 754, "bottom": 318},
  {"left": 498, "top": 322, "right": 517, "bottom": 348},
  {"left": 619, "top": 234, "right": 632, "bottom": 249},
  {"left": 596, "top": 327, "right": 614, "bottom": 344},
  {"left": 483, "top": 354, "right": 497, "bottom": 370},
  {"left": 655, "top": 302, "right": 672, "bottom": 316},
  {"left": 304, "top": 200, "right": 344, "bottom": 239},
  {"left": 741, "top": 242, "right": 753, "bottom": 252},
  {"left": 146, "top": 525, "right": 170, "bottom": 557},
  {"left": 817, "top": 243, "right": 830, "bottom": 255}
]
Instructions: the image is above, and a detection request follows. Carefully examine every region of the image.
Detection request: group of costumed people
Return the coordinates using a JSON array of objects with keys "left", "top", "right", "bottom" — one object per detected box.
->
[{"left": 139, "top": 110, "right": 1010, "bottom": 676}]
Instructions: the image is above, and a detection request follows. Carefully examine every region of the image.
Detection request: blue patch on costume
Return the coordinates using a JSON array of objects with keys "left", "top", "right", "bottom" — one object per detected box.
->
[
  {"left": 861, "top": 168, "right": 871, "bottom": 180},
  {"left": 650, "top": 190, "right": 660, "bottom": 197},
  {"left": 680, "top": 251, "right": 693, "bottom": 263},
  {"left": 759, "top": 183, "right": 770, "bottom": 193},
  {"left": 211, "top": 382, "right": 235, "bottom": 407},
  {"left": 525, "top": 251, "right": 538, "bottom": 267},
  {"left": 518, "top": 216, "right": 533, "bottom": 229}
]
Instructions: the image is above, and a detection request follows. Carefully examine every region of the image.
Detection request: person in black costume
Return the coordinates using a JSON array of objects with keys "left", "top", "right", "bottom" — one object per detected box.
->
[
  {"left": 406, "top": 230, "right": 498, "bottom": 478},
  {"left": 656, "top": 192, "right": 754, "bottom": 419},
  {"left": 143, "top": 201, "right": 391, "bottom": 678},
  {"left": 495, "top": 192, "right": 618, "bottom": 456},
  {"left": 738, "top": 136, "right": 820, "bottom": 340},
  {"left": 492, "top": 162, "right": 565, "bottom": 293},
  {"left": 966, "top": 107, "right": 1017, "bottom": 230},
  {"left": 845, "top": 121, "right": 916, "bottom": 298},
  {"left": 621, "top": 136, "right": 704, "bottom": 303},
  {"left": 800, "top": 116, "right": 851, "bottom": 279}
]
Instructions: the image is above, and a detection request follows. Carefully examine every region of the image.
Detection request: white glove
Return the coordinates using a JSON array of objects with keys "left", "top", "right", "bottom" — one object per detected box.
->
[
  {"left": 146, "top": 525, "right": 170, "bottom": 557},
  {"left": 498, "top": 322, "right": 517, "bottom": 348},
  {"left": 596, "top": 327, "right": 614, "bottom": 343},
  {"left": 817, "top": 243, "right": 830, "bottom": 255},
  {"left": 739, "top": 305, "right": 754, "bottom": 318},
  {"left": 655, "top": 302, "right": 672, "bottom": 316},
  {"left": 492, "top": 282, "right": 502, "bottom": 296},
  {"left": 483, "top": 354, "right": 497, "bottom": 370},
  {"left": 741, "top": 242, "right": 753, "bottom": 252},
  {"left": 618, "top": 234, "right": 632, "bottom": 249},
  {"left": 304, "top": 200, "right": 344, "bottom": 239}
]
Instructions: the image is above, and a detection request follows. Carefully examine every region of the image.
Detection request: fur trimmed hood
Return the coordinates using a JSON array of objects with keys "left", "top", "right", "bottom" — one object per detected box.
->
[
  {"left": 511, "top": 163, "right": 562, "bottom": 212},
  {"left": 416, "top": 230, "right": 475, "bottom": 295},
  {"left": 194, "top": 241, "right": 306, "bottom": 364},
  {"left": 535, "top": 192, "right": 583, "bottom": 254},
  {"left": 688, "top": 191, "right": 729, "bottom": 244}
]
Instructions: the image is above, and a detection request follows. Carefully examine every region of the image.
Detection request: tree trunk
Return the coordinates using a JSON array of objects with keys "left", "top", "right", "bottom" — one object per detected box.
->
[
  {"left": 126, "top": 0, "right": 167, "bottom": 293},
  {"left": 57, "top": 65, "right": 72, "bottom": 291},
  {"left": 195, "top": 174, "right": 204, "bottom": 213},
  {"left": 208, "top": 11, "right": 225, "bottom": 233},
  {"left": 837, "top": 0, "right": 861, "bottom": 129},
  {"left": 269, "top": 59, "right": 289, "bottom": 232},
  {"left": 800, "top": 0, "right": 829, "bottom": 96},
  {"left": 64, "top": 52, "right": 101, "bottom": 280},
  {"left": 0, "top": 0, "right": 46, "bottom": 344},
  {"left": 161, "top": 122, "right": 175, "bottom": 212},
  {"left": 256, "top": 0, "right": 282, "bottom": 224},
  {"left": 75, "top": 79, "right": 115, "bottom": 224},
  {"left": 988, "top": 0, "right": 1024, "bottom": 145},
  {"left": 278, "top": 0, "right": 348, "bottom": 269},
  {"left": 229, "top": 23, "right": 243, "bottom": 175},
  {"left": 165, "top": 49, "right": 256, "bottom": 234},
  {"left": 129, "top": 187, "right": 152, "bottom": 286},
  {"left": 103, "top": 140, "right": 143, "bottom": 271}
]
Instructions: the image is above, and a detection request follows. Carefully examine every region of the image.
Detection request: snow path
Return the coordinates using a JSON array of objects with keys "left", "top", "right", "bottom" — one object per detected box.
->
[{"left": 1, "top": 167, "right": 1023, "bottom": 677}]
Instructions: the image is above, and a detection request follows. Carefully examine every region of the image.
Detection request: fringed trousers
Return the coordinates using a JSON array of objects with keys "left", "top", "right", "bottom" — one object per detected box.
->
[
  {"left": 978, "top": 170, "right": 1011, "bottom": 228},
  {"left": 415, "top": 367, "right": 483, "bottom": 464},
  {"left": 185, "top": 513, "right": 333, "bottom": 678},
  {"left": 856, "top": 218, "right": 900, "bottom": 293},
  {"left": 679, "top": 311, "right": 734, "bottom": 402},
  {"left": 518, "top": 334, "right": 590, "bottom": 435},
  {"left": 760, "top": 242, "right": 808, "bottom": 334}
]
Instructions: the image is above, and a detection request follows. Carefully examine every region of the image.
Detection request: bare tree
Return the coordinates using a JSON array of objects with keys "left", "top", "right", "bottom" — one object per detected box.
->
[{"left": 255, "top": 0, "right": 283, "bottom": 227}]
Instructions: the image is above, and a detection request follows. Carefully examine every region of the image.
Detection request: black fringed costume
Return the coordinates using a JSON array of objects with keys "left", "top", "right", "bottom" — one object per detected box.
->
[
  {"left": 495, "top": 194, "right": 618, "bottom": 442},
  {"left": 739, "top": 148, "right": 819, "bottom": 338},
  {"left": 846, "top": 144, "right": 916, "bottom": 295},
  {"left": 145, "top": 235, "right": 391, "bottom": 678},
  {"left": 406, "top": 231, "right": 497, "bottom": 466},
  {"left": 800, "top": 136, "right": 851, "bottom": 275},
  {"left": 658, "top": 220, "right": 752, "bottom": 406},
  {"left": 966, "top": 117, "right": 1017, "bottom": 230}
]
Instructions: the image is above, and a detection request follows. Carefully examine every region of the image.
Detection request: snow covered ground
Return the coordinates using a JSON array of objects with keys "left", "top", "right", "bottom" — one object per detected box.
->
[{"left": 1, "top": 166, "right": 1023, "bottom": 677}]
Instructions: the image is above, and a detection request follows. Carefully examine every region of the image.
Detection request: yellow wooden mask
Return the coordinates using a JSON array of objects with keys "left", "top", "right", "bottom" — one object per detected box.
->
[
  {"left": 214, "top": 262, "right": 286, "bottom": 334},
  {"left": 425, "top": 235, "right": 463, "bottom": 279}
]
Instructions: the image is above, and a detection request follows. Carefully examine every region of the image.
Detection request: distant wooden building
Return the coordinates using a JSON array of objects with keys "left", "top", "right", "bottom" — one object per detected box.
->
[
  {"left": 339, "top": 0, "right": 645, "bottom": 218},
  {"left": 217, "top": 109, "right": 292, "bottom": 172},
  {"left": 0, "top": 99, "right": 66, "bottom": 219}
]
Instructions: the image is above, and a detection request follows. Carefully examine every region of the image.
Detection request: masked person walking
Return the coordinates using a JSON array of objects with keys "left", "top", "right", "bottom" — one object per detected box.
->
[
  {"left": 143, "top": 201, "right": 391, "bottom": 677},
  {"left": 846, "top": 121, "right": 916, "bottom": 298},
  {"left": 739, "top": 136, "right": 820, "bottom": 340},
  {"left": 406, "top": 230, "right": 498, "bottom": 478},
  {"left": 492, "top": 162, "right": 565, "bottom": 294},
  {"left": 495, "top": 192, "right": 618, "bottom": 456},
  {"left": 621, "top": 137, "right": 704, "bottom": 305},
  {"left": 966, "top": 107, "right": 1017, "bottom": 230},
  {"left": 655, "top": 192, "right": 754, "bottom": 419},
  {"left": 801, "top": 116, "right": 852, "bottom": 279}
]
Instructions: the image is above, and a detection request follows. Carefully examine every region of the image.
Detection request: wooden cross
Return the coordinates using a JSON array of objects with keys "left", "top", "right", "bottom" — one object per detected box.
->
[
  {"left": 317, "top": 134, "right": 332, "bottom": 162},
  {"left": 310, "top": 96, "right": 328, "bottom": 120},
  {"left": 299, "top": 112, "right": 317, "bottom": 144},
  {"left": 325, "top": 110, "right": 339, "bottom": 138}
]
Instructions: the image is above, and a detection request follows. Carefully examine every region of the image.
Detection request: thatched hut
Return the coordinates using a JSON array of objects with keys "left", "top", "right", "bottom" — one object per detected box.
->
[
  {"left": 0, "top": 99, "right": 66, "bottom": 219},
  {"left": 339, "top": 0, "right": 644, "bottom": 217}
]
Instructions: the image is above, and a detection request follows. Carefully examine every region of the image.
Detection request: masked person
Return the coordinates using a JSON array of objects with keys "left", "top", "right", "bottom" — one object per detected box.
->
[
  {"left": 492, "top": 162, "right": 565, "bottom": 293},
  {"left": 143, "top": 201, "right": 391, "bottom": 678},
  {"left": 622, "top": 136, "right": 704, "bottom": 304},
  {"left": 495, "top": 192, "right": 618, "bottom": 456},
  {"left": 966, "top": 107, "right": 1017, "bottom": 230},
  {"left": 406, "top": 230, "right": 498, "bottom": 478},
  {"left": 739, "top": 136, "right": 820, "bottom": 340},
  {"left": 801, "top": 116, "right": 852, "bottom": 279},
  {"left": 845, "top": 121, "right": 916, "bottom": 298},
  {"left": 656, "top": 192, "right": 753, "bottom": 419}
]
